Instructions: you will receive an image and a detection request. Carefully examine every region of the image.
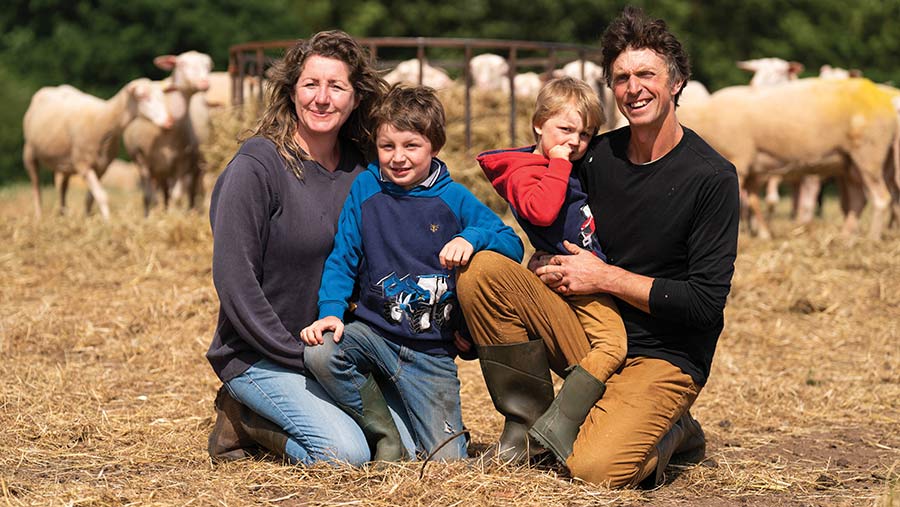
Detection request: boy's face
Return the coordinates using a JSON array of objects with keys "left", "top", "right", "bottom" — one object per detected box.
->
[
  {"left": 376, "top": 124, "right": 438, "bottom": 190},
  {"left": 536, "top": 107, "right": 594, "bottom": 161}
]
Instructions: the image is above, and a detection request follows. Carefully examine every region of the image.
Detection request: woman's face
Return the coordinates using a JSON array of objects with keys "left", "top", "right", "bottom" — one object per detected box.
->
[{"left": 293, "top": 55, "right": 359, "bottom": 140}]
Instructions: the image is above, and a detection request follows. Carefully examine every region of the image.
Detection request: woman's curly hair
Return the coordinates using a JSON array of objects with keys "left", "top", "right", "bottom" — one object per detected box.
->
[{"left": 249, "top": 30, "right": 387, "bottom": 178}]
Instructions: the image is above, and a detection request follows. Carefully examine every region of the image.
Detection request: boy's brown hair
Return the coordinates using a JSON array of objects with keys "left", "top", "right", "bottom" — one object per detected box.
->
[
  {"left": 532, "top": 76, "right": 604, "bottom": 142},
  {"left": 372, "top": 84, "right": 446, "bottom": 151}
]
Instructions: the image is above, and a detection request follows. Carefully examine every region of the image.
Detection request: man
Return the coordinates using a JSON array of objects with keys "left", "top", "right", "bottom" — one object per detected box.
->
[{"left": 457, "top": 6, "right": 740, "bottom": 487}]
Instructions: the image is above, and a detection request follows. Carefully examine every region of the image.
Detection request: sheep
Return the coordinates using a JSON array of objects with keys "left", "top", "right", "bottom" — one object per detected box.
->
[
  {"left": 732, "top": 58, "right": 836, "bottom": 226},
  {"left": 513, "top": 72, "right": 543, "bottom": 99},
  {"left": 469, "top": 53, "right": 509, "bottom": 92},
  {"left": 736, "top": 57, "right": 804, "bottom": 87},
  {"left": 22, "top": 78, "right": 172, "bottom": 220},
  {"left": 679, "top": 77, "right": 898, "bottom": 240},
  {"left": 384, "top": 59, "right": 454, "bottom": 90},
  {"left": 200, "top": 71, "right": 264, "bottom": 108},
  {"left": 124, "top": 51, "right": 212, "bottom": 216},
  {"left": 678, "top": 80, "right": 710, "bottom": 107},
  {"left": 556, "top": 60, "right": 604, "bottom": 91},
  {"left": 819, "top": 64, "right": 862, "bottom": 80}
]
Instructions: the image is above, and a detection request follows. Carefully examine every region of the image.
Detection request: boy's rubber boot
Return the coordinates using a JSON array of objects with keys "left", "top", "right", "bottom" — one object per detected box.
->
[
  {"left": 355, "top": 375, "right": 407, "bottom": 462},
  {"left": 207, "top": 385, "right": 259, "bottom": 462},
  {"left": 528, "top": 364, "right": 605, "bottom": 465},
  {"left": 238, "top": 406, "right": 291, "bottom": 463},
  {"left": 477, "top": 340, "right": 555, "bottom": 464}
]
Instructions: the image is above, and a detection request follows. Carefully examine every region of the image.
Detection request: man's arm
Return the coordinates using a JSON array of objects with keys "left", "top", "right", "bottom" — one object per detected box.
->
[
  {"left": 532, "top": 241, "right": 653, "bottom": 313},
  {"left": 534, "top": 167, "right": 740, "bottom": 327}
]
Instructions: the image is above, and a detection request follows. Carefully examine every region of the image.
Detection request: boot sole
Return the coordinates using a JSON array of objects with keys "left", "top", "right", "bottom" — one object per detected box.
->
[{"left": 528, "top": 425, "right": 568, "bottom": 466}]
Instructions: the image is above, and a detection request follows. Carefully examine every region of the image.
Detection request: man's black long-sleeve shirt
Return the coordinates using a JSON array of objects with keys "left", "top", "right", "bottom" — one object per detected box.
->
[{"left": 578, "top": 126, "right": 740, "bottom": 386}]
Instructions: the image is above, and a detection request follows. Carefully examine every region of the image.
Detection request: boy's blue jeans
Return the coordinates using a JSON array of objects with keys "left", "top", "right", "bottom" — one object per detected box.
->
[
  {"left": 303, "top": 320, "right": 468, "bottom": 461},
  {"left": 225, "top": 358, "right": 416, "bottom": 465}
]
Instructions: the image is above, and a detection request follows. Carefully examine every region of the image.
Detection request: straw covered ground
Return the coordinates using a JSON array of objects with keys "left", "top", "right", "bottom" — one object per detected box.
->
[{"left": 1, "top": 92, "right": 898, "bottom": 506}]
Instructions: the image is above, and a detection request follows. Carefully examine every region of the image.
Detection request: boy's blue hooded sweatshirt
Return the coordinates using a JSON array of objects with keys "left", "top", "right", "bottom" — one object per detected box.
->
[{"left": 318, "top": 158, "right": 524, "bottom": 356}]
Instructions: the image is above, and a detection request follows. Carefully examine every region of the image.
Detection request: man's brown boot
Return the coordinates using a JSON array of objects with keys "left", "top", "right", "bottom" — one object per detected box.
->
[{"left": 207, "top": 385, "right": 259, "bottom": 462}]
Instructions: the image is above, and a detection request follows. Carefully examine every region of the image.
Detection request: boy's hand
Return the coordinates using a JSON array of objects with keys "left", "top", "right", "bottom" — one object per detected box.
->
[
  {"left": 299, "top": 316, "right": 344, "bottom": 345},
  {"left": 527, "top": 249, "right": 555, "bottom": 273},
  {"left": 439, "top": 237, "right": 474, "bottom": 269},
  {"left": 548, "top": 143, "right": 573, "bottom": 160},
  {"left": 453, "top": 330, "right": 472, "bottom": 354}
]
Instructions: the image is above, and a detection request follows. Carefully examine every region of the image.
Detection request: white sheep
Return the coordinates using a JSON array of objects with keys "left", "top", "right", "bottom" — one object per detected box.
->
[
  {"left": 124, "top": 51, "right": 213, "bottom": 215},
  {"left": 384, "top": 59, "right": 454, "bottom": 90},
  {"left": 23, "top": 78, "right": 172, "bottom": 220},
  {"left": 736, "top": 57, "right": 803, "bottom": 87},
  {"left": 680, "top": 77, "right": 899, "bottom": 240},
  {"left": 469, "top": 53, "right": 509, "bottom": 92},
  {"left": 819, "top": 65, "right": 863, "bottom": 80},
  {"left": 513, "top": 72, "right": 543, "bottom": 99},
  {"left": 678, "top": 80, "right": 710, "bottom": 107},
  {"left": 199, "top": 70, "right": 264, "bottom": 108}
]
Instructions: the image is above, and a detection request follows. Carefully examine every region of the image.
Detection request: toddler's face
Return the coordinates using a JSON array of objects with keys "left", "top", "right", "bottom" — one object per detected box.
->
[
  {"left": 536, "top": 108, "right": 594, "bottom": 162},
  {"left": 376, "top": 124, "right": 438, "bottom": 190}
]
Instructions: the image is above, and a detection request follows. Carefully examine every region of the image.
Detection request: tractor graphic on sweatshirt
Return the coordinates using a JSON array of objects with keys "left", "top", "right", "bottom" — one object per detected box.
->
[{"left": 376, "top": 272, "right": 455, "bottom": 333}]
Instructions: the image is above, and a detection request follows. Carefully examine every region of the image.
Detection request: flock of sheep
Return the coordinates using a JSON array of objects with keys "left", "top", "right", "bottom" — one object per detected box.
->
[
  {"left": 22, "top": 51, "right": 215, "bottom": 220},
  {"left": 677, "top": 58, "right": 900, "bottom": 241},
  {"left": 21, "top": 49, "right": 900, "bottom": 242}
]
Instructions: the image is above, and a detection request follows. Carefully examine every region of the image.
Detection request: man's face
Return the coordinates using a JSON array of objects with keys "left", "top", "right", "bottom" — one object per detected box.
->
[{"left": 610, "top": 47, "right": 682, "bottom": 129}]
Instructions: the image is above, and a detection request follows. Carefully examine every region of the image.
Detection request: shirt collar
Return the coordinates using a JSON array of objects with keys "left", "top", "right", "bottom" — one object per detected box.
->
[{"left": 378, "top": 158, "right": 442, "bottom": 189}]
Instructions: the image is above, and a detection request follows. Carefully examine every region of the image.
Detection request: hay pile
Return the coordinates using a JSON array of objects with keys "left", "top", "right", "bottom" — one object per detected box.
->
[{"left": 1, "top": 94, "right": 898, "bottom": 506}]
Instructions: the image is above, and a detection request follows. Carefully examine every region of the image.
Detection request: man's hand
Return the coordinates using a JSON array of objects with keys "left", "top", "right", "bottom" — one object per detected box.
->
[
  {"left": 533, "top": 241, "right": 654, "bottom": 313},
  {"left": 440, "top": 237, "right": 475, "bottom": 269},
  {"left": 533, "top": 241, "right": 606, "bottom": 295},
  {"left": 299, "top": 316, "right": 344, "bottom": 345}
]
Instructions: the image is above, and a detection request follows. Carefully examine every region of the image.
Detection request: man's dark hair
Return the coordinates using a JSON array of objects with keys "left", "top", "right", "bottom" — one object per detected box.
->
[{"left": 600, "top": 6, "right": 691, "bottom": 105}]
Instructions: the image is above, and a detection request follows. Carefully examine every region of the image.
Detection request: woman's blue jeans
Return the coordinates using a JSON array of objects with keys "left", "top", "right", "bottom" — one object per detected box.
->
[
  {"left": 303, "top": 320, "right": 468, "bottom": 461},
  {"left": 224, "top": 358, "right": 416, "bottom": 465}
]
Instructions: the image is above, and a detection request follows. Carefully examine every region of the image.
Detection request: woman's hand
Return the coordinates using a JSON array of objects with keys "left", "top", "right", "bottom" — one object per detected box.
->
[
  {"left": 299, "top": 316, "right": 344, "bottom": 346},
  {"left": 439, "top": 237, "right": 475, "bottom": 269}
]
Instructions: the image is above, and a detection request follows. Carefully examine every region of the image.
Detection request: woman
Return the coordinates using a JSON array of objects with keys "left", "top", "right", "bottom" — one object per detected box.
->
[{"left": 205, "top": 30, "right": 416, "bottom": 465}]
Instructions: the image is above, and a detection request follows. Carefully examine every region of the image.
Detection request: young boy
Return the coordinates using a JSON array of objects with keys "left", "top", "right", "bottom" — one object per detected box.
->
[
  {"left": 300, "top": 85, "right": 524, "bottom": 463},
  {"left": 476, "top": 76, "right": 627, "bottom": 463}
]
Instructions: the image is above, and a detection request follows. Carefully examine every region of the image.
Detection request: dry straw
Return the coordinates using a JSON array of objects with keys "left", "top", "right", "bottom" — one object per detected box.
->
[{"left": 1, "top": 89, "right": 898, "bottom": 506}]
